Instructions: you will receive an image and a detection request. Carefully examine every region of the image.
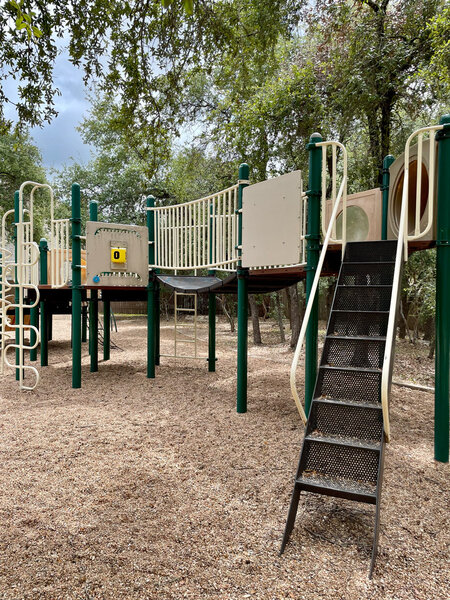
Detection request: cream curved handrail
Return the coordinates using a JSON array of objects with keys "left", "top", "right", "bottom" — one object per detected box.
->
[
  {"left": 381, "top": 124, "right": 443, "bottom": 441},
  {"left": 290, "top": 141, "right": 347, "bottom": 423}
]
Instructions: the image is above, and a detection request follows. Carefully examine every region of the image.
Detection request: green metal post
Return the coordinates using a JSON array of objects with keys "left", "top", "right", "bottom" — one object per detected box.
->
[
  {"left": 29, "top": 301, "right": 38, "bottom": 361},
  {"left": 103, "top": 300, "right": 110, "bottom": 361},
  {"left": 81, "top": 305, "right": 88, "bottom": 342},
  {"left": 155, "top": 280, "right": 160, "bottom": 366},
  {"left": 14, "top": 191, "right": 20, "bottom": 380},
  {"left": 147, "top": 195, "right": 156, "bottom": 378},
  {"left": 381, "top": 155, "right": 395, "bottom": 240},
  {"left": 89, "top": 201, "right": 98, "bottom": 372},
  {"left": 237, "top": 163, "right": 249, "bottom": 413},
  {"left": 305, "top": 134, "right": 323, "bottom": 417},
  {"left": 71, "top": 183, "right": 82, "bottom": 388},
  {"left": 208, "top": 292, "right": 216, "bottom": 372},
  {"left": 39, "top": 239, "right": 48, "bottom": 366},
  {"left": 435, "top": 115, "right": 450, "bottom": 463},
  {"left": 208, "top": 203, "right": 217, "bottom": 372}
]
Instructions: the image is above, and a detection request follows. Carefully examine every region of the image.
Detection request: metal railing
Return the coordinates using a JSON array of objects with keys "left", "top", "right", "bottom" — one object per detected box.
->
[
  {"left": 290, "top": 141, "right": 348, "bottom": 423},
  {"left": 149, "top": 185, "right": 240, "bottom": 272},
  {"left": 381, "top": 124, "right": 442, "bottom": 440}
]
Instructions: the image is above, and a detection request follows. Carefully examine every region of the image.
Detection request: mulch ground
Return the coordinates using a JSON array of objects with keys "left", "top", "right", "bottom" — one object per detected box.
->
[{"left": 0, "top": 316, "right": 448, "bottom": 600}]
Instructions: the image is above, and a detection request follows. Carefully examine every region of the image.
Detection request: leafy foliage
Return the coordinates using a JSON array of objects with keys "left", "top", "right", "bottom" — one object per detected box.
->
[{"left": 0, "top": 129, "right": 48, "bottom": 238}]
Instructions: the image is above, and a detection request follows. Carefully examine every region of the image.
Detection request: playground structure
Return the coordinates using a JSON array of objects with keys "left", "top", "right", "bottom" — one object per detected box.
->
[{"left": 0, "top": 116, "right": 449, "bottom": 577}]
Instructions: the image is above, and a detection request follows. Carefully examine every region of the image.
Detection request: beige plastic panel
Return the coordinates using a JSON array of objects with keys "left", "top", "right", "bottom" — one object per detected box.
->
[
  {"left": 387, "top": 138, "right": 437, "bottom": 241},
  {"left": 86, "top": 222, "right": 149, "bottom": 287},
  {"left": 241, "top": 170, "right": 302, "bottom": 268},
  {"left": 325, "top": 188, "right": 382, "bottom": 242}
]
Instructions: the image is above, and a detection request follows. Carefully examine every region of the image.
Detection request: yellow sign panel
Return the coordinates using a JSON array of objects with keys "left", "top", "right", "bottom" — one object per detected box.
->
[{"left": 111, "top": 247, "right": 127, "bottom": 264}]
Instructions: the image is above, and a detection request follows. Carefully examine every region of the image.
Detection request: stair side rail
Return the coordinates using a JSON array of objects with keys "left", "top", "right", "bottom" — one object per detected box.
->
[
  {"left": 290, "top": 141, "right": 348, "bottom": 423},
  {"left": 381, "top": 124, "right": 443, "bottom": 441}
]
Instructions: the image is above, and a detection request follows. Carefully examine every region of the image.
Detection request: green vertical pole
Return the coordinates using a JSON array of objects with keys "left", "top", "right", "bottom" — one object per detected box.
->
[
  {"left": 237, "top": 163, "right": 249, "bottom": 413},
  {"left": 147, "top": 195, "right": 156, "bottom": 378},
  {"left": 381, "top": 155, "right": 395, "bottom": 241},
  {"left": 89, "top": 201, "right": 98, "bottom": 372},
  {"left": 435, "top": 115, "right": 450, "bottom": 463},
  {"left": 81, "top": 305, "right": 88, "bottom": 342},
  {"left": 39, "top": 239, "right": 48, "bottom": 366},
  {"left": 103, "top": 300, "right": 110, "bottom": 361},
  {"left": 71, "top": 183, "right": 82, "bottom": 388},
  {"left": 154, "top": 280, "right": 160, "bottom": 365},
  {"left": 14, "top": 191, "right": 20, "bottom": 380},
  {"left": 208, "top": 203, "right": 217, "bottom": 372},
  {"left": 305, "top": 134, "right": 322, "bottom": 417},
  {"left": 29, "top": 301, "right": 38, "bottom": 361}
]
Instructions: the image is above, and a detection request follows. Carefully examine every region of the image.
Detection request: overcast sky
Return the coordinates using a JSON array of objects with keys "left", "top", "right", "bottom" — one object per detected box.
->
[
  {"left": 5, "top": 48, "right": 93, "bottom": 172},
  {"left": 34, "top": 51, "right": 94, "bottom": 171}
]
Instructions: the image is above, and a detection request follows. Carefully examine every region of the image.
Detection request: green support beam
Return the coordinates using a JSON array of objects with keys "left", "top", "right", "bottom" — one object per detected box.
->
[
  {"left": 71, "top": 183, "right": 82, "bottom": 388},
  {"left": 103, "top": 300, "right": 110, "bottom": 361},
  {"left": 89, "top": 201, "right": 99, "bottom": 372},
  {"left": 39, "top": 239, "right": 48, "bottom": 367},
  {"left": 435, "top": 115, "right": 450, "bottom": 463},
  {"left": 29, "top": 300, "right": 38, "bottom": 362},
  {"left": 381, "top": 155, "right": 395, "bottom": 241},
  {"left": 305, "top": 133, "right": 323, "bottom": 417},
  {"left": 208, "top": 291, "right": 216, "bottom": 372},
  {"left": 81, "top": 305, "right": 88, "bottom": 342},
  {"left": 147, "top": 195, "right": 156, "bottom": 378},
  {"left": 208, "top": 202, "right": 217, "bottom": 372},
  {"left": 236, "top": 163, "right": 249, "bottom": 413}
]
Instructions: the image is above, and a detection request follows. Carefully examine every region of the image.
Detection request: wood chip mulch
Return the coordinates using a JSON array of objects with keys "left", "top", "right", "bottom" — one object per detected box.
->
[{"left": 0, "top": 317, "right": 448, "bottom": 600}]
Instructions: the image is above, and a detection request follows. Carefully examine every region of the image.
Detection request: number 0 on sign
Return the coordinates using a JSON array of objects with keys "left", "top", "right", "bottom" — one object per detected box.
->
[{"left": 111, "top": 247, "right": 127, "bottom": 264}]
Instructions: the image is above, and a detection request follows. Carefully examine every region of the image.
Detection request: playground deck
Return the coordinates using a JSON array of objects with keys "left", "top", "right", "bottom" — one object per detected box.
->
[{"left": 0, "top": 315, "right": 447, "bottom": 600}]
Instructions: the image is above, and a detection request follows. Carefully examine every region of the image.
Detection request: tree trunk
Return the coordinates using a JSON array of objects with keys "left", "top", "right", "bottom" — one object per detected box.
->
[
  {"left": 249, "top": 294, "right": 262, "bottom": 345},
  {"left": 218, "top": 294, "right": 235, "bottom": 332},
  {"left": 289, "top": 284, "right": 300, "bottom": 349},
  {"left": 428, "top": 332, "right": 435, "bottom": 360}
]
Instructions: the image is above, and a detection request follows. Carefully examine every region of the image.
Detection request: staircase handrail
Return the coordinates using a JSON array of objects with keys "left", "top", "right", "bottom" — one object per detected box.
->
[
  {"left": 290, "top": 141, "right": 347, "bottom": 423},
  {"left": 381, "top": 124, "right": 443, "bottom": 441}
]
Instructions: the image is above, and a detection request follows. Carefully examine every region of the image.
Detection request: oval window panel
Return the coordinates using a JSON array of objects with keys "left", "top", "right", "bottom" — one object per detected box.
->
[{"left": 336, "top": 205, "right": 370, "bottom": 242}]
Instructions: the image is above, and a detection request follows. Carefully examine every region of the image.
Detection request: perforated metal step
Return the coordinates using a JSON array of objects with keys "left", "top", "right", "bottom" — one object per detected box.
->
[
  {"left": 322, "top": 336, "right": 385, "bottom": 369},
  {"left": 315, "top": 366, "right": 381, "bottom": 403},
  {"left": 339, "top": 262, "right": 395, "bottom": 286},
  {"left": 328, "top": 311, "right": 389, "bottom": 337},
  {"left": 300, "top": 439, "right": 380, "bottom": 485},
  {"left": 308, "top": 399, "right": 383, "bottom": 444},
  {"left": 343, "top": 240, "right": 397, "bottom": 263},
  {"left": 296, "top": 474, "right": 377, "bottom": 503},
  {"left": 334, "top": 285, "right": 392, "bottom": 311}
]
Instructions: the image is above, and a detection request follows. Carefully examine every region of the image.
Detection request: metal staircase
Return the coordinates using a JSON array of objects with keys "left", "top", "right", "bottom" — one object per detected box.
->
[{"left": 280, "top": 240, "right": 399, "bottom": 578}]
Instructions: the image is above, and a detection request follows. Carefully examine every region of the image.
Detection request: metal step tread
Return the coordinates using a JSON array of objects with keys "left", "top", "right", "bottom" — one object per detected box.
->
[
  {"left": 306, "top": 432, "right": 381, "bottom": 451},
  {"left": 337, "top": 284, "right": 393, "bottom": 288},
  {"left": 332, "top": 309, "right": 390, "bottom": 314},
  {"left": 319, "top": 365, "right": 381, "bottom": 374},
  {"left": 313, "top": 397, "right": 382, "bottom": 410},
  {"left": 343, "top": 261, "right": 395, "bottom": 266},
  {"left": 296, "top": 473, "right": 377, "bottom": 500},
  {"left": 325, "top": 334, "right": 387, "bottom": 341}
]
